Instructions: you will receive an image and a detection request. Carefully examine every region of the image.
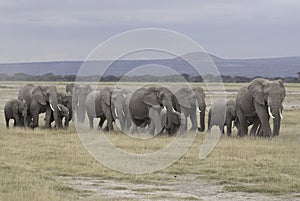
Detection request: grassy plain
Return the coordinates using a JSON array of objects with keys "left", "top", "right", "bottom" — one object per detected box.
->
[{"left": 0, "top": 82, "right": 299, "bottom": 200}]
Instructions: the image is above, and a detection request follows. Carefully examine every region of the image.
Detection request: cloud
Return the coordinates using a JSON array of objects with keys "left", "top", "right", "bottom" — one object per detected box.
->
[{"left": 0, "top": 0, "right": 300, "bottom": 62}]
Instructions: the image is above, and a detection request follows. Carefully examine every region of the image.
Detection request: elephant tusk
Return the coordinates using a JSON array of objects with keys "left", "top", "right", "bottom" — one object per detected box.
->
[
  {"left": 114, "top": 108, "right": 118, "bottom": 118},
  {"left": 57, "top": 105, "right": 62, "bottom": 111},
  {"left": 77, "top": 102, "right": 80, "bottom": 107},
  {"left": 279, "top": 110, "right": 283, "bottom": 119},
  {"left": 163, "top": 106, "right": 167, "bottom": 111},
  {"left": 197, "top": 107, "right": 201, "bottom": 113},
  {"left": 171, "top": 107, "right": 182, "bottom": 116},
  {"left": 50, "top": 103, "right": 55, "bottom": 112},
  {"left": 268, "top": 106, "right": 275, "bottom": 119}
]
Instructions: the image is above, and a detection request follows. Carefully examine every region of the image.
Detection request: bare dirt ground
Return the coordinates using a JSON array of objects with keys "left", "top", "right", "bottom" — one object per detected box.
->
[{"left": 57, "top": 174, "right": 300, "bottom": 201}]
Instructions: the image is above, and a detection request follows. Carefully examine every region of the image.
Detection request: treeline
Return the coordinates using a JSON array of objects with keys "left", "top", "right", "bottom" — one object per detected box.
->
[{"left": 0, "top": 72, "right": 299, "bottom": 83}]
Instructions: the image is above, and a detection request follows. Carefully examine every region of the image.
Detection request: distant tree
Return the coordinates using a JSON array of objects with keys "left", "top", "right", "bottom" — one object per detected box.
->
[{"left": 297, "top": 72, "right": 300, "bottom": 79}]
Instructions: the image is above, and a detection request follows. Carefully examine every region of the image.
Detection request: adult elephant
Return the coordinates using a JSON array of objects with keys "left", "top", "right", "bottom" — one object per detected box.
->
[
  {"left": 85, "top": 87, "right": 114, "bottom": 131},
  {"left": 4, "top": 99, "right": 26, "bottom": 128},
  {"left": 18, "top": 84, "right": 35, "bottom": 126},
  {"left": 129, "top": 85, "right": 182, "bottom": 136},
  {"left": 208, "top": 99, "right": 236, "bottom": 136},
  {"left": 73, "top": 84, "right": 92, "bottom": 122},
  {"left": 175, "top": 86, "right": 206, "bottom": 133},
  {"left": 111, "top": 88, "right": 131, "bottom": 131},
  {"left": 236, "top": 78, "right": 285, "bottom": 137},
  {"left": 30, "top": 86, "right": 61, "bottom": 129}
]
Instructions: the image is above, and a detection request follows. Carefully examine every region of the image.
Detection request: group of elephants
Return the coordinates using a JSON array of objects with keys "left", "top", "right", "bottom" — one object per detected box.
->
[
  {"left": 208, "top": 78, "right": 285, "bottom": 137},
  {"left": 4, "top": 78, "right": 286, "bottom": 138}
]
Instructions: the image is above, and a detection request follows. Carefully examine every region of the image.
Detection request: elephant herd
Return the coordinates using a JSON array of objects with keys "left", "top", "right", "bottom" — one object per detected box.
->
[
  {"left": 208, "top": 78, "right": 286, "bottom": 137},
  {"left": 5, "top": 84, "right": 72, "bottom": 129},
  {"left": 4, "top": 78, "right": 286, "bottom": 138}
]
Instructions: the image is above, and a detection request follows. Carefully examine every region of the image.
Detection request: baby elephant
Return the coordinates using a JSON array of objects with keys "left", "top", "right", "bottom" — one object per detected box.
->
[
  {"left": 208, "top": 99, "right": 236, "bottom": 136},
  {"left": 49, "top": 104, "right": 70, "bottom": 128},
  {"left": 4, "top": 99, "right": 26, "bottom": 128}
]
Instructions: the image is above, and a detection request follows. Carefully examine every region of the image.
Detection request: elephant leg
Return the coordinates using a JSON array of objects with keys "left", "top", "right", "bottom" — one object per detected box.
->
[
  {"left": 257, "top": 125, "right": 263, "bottom": 136},
  {"left": 13, "top": 119, "right": 17, "bottom": 127},
  {"left": 219, "top": 125, "right": 225, "bottom": 134},
  {"left": 147, "top": 121, "right": 155, "bottom": 135},
  {"left": 250, "top": 120, "right": 259, "bottom": 136},
  {"left": 130, "top": 123, "right": 138, "bottom": 134},
  {"left": 64, "top": 117, "right": 69, "bottom": 128},
  {"left": 25, "top": 112, "right": 32, "bottom": 127},
  {"left": 254, "top": 103, "right": 271, "bottom": 137},
  {"left": 226, "top": 121, "right": 232, "bottom": 136},
  {"left": 98, "top": 118, "right": 106, "bottom": 130},
  {"left": 88, "top": 116, "right": 94, "bottom": 129},
  {"left": 5, "top": 118, "right": 9, "bottom": 128},
  {"left": 31, "top": 113, "right": 39, "bottom": 128},
  {"left": 236, "top": 107, "right": 248, "bottom": 136},
  {"left": 45, "top": 109, "right": 52, "bottom": 129},
  {"left": 102, "top": 106, "right": 113, "bottom": 132},
  {"left": 13, "top": 114, "right": 21, "bottom": 127},
  {"left": 148, "top": 108, "right": 163, "bottom": 135}
]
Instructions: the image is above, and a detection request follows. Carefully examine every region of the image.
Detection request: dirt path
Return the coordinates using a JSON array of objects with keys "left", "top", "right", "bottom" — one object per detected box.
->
[{"left": 56, "top": 174, "right": 299, "bottom": 201}]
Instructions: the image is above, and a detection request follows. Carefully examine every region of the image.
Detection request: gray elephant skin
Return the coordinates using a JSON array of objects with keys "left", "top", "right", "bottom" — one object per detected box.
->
[
  {"left": 208, "top": 99, "right": 236, "bottom": 136},
  {"left": 111, "top": 88, "right": 131, "bottom": 131},
  {"left": 49, "top": 104, "right": 70, "bottom": 128},
  {"left": 4, "top": 99, "right": 26, "bottom": 128},
  {"left": 175, "top": 87, "right": 206, "bottom": 132},
  {"left": 18, "top": 84, "right": 61, "bottom": 129},
  {"left": 73, "top": 84, "right": 92, "bottom": 123},
  {"left": 18, "top": 84, "right": 35, "bottom": 126},
  {"left": 129, "top": 85, "right": 182, "bottom": 136},
  {"left": 236, "top": 78, "right": 285, "bottom": 137},
  {"left": 85, "top": 87, "right": 114, "bottom": 131},
  {"left": 57, "top": 92, "right": 73, "bottom": 126},
  {"left": 66, "top": 83, "right": 75, "bottom": 95}
]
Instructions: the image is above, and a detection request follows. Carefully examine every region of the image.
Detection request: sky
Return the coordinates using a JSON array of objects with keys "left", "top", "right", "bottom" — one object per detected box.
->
[{"left": 0, "top": 0, "right": 300, "bottom": 63}]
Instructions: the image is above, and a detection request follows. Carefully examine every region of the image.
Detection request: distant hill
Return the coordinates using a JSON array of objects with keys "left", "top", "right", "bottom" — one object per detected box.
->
[{"left": 0, "top": 53, "right": 299, "bottom": 78}]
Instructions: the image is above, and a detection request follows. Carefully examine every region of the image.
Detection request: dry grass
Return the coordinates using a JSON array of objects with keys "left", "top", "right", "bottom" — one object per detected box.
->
[{"left": 0, "top": 82, "right": 299, "bottom": 200}]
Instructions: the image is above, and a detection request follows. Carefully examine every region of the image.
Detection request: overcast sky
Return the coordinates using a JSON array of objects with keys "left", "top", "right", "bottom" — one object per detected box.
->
[{"left": 0, "top": 0, "right": 300, "bottom": 63}]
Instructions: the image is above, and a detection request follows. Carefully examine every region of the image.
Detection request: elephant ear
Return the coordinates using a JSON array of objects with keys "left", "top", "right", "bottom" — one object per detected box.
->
[
  {"left": 248, "top": 79, "right": 266, "bottom": 105},
  {"left": 102, "top": 90, "right": 111, "bottom": 106},
  {"left": 85, "top": 85, "right": 92, "bottom": 95},
  {"left": 226, "top": 100, "right": 236, "bottom": 117},
  {"left": 17, "top": 101, "right": 25, "bottom": 113},
  {"left": 32, "top": 86, "right": 47, "bottom": 105},
  {"left": 143, "top": 89, "right": 159, "bottom": 107},
  {"left": 277, "top": 79, "right": 286, "bottom": 97},
  {"left": 176, "top": 91, "right": 191, "bottom": 108}
]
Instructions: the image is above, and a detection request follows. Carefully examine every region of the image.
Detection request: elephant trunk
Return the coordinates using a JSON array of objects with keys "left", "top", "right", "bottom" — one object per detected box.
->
[
  {"left": 116, "top": 107, "right": 125, "bottom": 130},
  {"left": 50, "top": 100, "right": 62, "bottom": 128},
  {"left": 76, "top": 96, "right": 86, "bottom": 123},
  {"left": 23, "top": 105, "right": 29, "bottom": 127},
  {"left": 198, "top": 100, "right": 206, "bottom": 132},
  {"left": 271, "top": 107, "right": 281, "bottom": 136}
]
